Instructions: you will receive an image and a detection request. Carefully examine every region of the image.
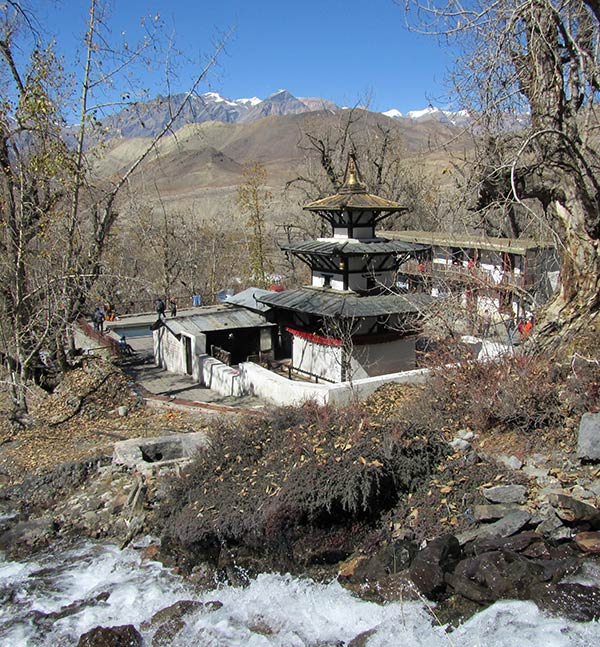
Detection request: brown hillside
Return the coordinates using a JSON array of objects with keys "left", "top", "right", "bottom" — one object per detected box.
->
[{"left": 93, "top": 109, "right": 470, "bottom": 218}]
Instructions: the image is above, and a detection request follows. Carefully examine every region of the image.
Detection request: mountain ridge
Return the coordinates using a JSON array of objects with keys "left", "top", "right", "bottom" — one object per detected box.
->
[{"left": 95, "top": 88, "right": 475, "bottom": 140}]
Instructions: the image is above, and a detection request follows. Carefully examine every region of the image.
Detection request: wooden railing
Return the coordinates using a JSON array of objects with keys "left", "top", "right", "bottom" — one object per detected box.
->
[{"left": 399, "top": 260, "right": 527, "bottom": 289}]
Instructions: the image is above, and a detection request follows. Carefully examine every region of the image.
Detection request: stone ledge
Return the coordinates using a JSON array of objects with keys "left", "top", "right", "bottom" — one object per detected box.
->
[{"left": 113, "top": 432, "right": 209, "bottom": 470}]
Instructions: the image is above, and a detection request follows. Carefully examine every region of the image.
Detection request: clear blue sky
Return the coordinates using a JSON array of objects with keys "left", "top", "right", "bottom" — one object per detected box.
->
[{"left": 25, "top": 0, "right": 454, "bottom": 114}]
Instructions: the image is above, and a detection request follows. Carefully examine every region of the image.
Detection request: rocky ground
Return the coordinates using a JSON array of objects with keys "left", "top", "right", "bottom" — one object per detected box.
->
[
  {"left": 0, "top": 357, "right": 208, "bottom": 485},
  {"left": 1, "top": 357, "right": 600, "bottom": 643}
]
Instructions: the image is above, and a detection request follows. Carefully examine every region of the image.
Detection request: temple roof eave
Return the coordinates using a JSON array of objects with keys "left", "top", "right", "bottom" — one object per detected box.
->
[
  {"left": 303, "top": 193, "right": 408, "bottom": 212},
  {"left": 256, "top": 287, "right": 433, "bottom": 318},
  {"left": 281, "top": 239, "right": 431, "bottom": 257}
]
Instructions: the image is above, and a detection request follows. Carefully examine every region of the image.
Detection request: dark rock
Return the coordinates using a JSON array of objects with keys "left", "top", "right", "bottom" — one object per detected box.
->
[
  {"left": 476, "top": 510, "right": 531, "bottom": 539},
  {"left": 577, "top": 412, "right": 600, "bottom": 462},
  {"left": 473, "top": 504, "right": 524, "bottom": 521},
  {"left": 453, "top": 551, "right": 541, "bottom": 601},
  {"left": 0, "top": 516, "right": 57, "bottom": 557},
  {"left": 548, "top": 494, "right": 600, "bottom": 527},
  {"left": 530, "top": 582, "right": 600, "bottom": 622},
  {"left": 151, "top": 618, "right": 184, "bottom": 646},
  {"left": 249, "top": 618, "right": 275, "bottom": 635},
  {"left": 339, "top": 570, "right": 419, "bottom": 604},
  {"left": 444, "top": 571, "right": 494, "bottom": 604},
  {"left": 574, "top": 531, "right": 600, "bottom": 553},
  {"left": 408, "top": 534, "right": 460, "bottom": 599},
  {"left": 482, "top": 484, "right": 527, "bottom": 504},
  {"left": 77, "top": 624, "right": 142, "bottom": 647},
  {"left": 469, "top": 530, "right": 541, "bottom": 556},
  {"left": 348, "top": 629, "right": 377, "bottom": 647},
  {"left": 144, "top": 600, "right": 205, "bottom": 628},
  {"left": 31, "top": 592, "right": 111, "bottom": 625},
  {"left": 536, "top": 558, "right": 580, "bottom": 583},
  {"left": 343, "top": 539, "right": 417, "bottom": 582}
]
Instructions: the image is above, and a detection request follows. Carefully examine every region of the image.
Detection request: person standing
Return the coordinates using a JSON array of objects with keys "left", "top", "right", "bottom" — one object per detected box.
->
[
  {"left": 480, "top": 309, "right": 492, "bottom": 338},
  {"left": 169, "top": 297, "right": 177, "bottom": 317},
  {"left": 93, "top": 308, "right": 105, "bottom": 334},
  {"left": 156, "top": 298, "right": 166, "bottom": 319}
]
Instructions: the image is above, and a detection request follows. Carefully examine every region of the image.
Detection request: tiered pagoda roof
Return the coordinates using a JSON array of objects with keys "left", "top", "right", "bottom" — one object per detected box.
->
[
  {"left": 303, "top": 155, "right": 407, "bottom": 221},
  {"left": 257, "top": 288, "right": 432, "bottom": 318}
]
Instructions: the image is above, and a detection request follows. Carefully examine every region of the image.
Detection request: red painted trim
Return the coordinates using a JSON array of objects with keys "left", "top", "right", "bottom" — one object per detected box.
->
[
  {"left": 77, "top": 317, "right": 121, "bottom": 356},
  {"left": 286, "top": 326, "right": 343, "bottom": 347}
]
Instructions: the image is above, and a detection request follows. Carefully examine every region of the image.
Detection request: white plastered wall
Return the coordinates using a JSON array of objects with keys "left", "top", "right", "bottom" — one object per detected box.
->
[
  {"left": 349, "top": 337, "right": 417, "bottom": 379},
  {"left": 153, "top": 327, "right": 206, "bottom": 380},
  {"left": 292, "top": 337, "right": 343, "bottom": 382}
]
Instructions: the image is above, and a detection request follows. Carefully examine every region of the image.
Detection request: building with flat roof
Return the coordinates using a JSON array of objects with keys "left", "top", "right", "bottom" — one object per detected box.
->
[{"left": 383, "top": 229, "right": 559, "bottom": 318}]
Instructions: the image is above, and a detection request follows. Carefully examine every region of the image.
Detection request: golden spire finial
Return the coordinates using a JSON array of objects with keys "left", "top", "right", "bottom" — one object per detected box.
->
[{"left": 347, "top": 156, "right": 357, "bottom": 186}]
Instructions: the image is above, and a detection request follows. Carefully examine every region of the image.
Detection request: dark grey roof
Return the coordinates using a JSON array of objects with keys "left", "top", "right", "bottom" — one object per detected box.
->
[
  {"left": 164, "top": 305, "right": 273, "bottom": 336},
  {"left": 282, "top": 239, "right": 430, "bottom": 257},
  {"left": 256, "top": 288, "right": 433, "bottom": 318},
  {"left": 382, "top": 230, "right": 555, "bottom": 254},
  {"left": 226, "top": 287, "right": 274, "bottom": 312}
]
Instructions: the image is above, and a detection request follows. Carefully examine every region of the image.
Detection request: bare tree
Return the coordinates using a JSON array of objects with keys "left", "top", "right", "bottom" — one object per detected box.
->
[
  {"left": 236, "top": 162, "right": 274, "bottom": 289},
  {"left": 404, "top": 1, "right": 600, "bottom": 347},
  {"left": 0, "top": 0, "right": 225, "bottom": 419},
  {"left": 286, "top": 107, "right": 459, "bottom": 234}
]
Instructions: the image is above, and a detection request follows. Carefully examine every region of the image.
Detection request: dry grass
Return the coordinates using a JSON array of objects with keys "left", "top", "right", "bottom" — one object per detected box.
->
[{"left": 0, "top": 358, "right": 206, "bottom": 486}]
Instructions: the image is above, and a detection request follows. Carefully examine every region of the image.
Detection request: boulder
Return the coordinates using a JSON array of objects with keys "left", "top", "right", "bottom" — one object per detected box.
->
[
  {"left": 476, "top": 510, "right": 531, "bottom": 539},
  {"left": 548, "top": 493, "right": 600, "bottom": 527},
  {"left": 574, "top": 531, "right": 600, "bottom": 553},
  {"left": 482, "top": 484, "right": 527, "bottom": 504},
  {"left": 469, "top": 530, "right": 542, "bottom": 556},
  {"left": 577, "top": 412, "right": 600, "bottom": 462},
  {"left": 77, "top": 625, "right": 142, "bottom": 647},
  {"left": 348, "top": 629, "right": 377, "bottom": 647},
  {"left": 408, "top": 534, "right": 460, "bottom": 599},
  {"left": 530, "top": 582, "right": 600, "bottom": 622},
  {"left": 473, "top": 504, "right": 524, "bottom": 522},
  {"left": 151, "top": 618, "right": 184, "bottom": 647},
  {"left": 141, "top": 600, "right": 208, "bottom": 630},
  {"left": 444, "top": 571, "right": 494, "bottom": 604},
  {"left": 450, "top": 438, "right": 471, "bottom": 452},
  {"left": 450, "top": 550, "right": 542, "bottom": 602},
  {"left": 497, "top": 455, "right": 523, "bottom": 471},
  {"left": 0, "top": 517, "right": 57, "bottom": 558},
  {"left": 342, "top": 539, "right": 417, "bottom": 582}
]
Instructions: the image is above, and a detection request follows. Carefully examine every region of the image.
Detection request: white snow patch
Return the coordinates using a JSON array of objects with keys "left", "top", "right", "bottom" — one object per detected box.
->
[
  {"left": 406, "top": 106, "right": 443, "bottom": 120},
  {"left": 236, "top": 97, "right": 262, "bottom": 106},
  {"left": 202, "top": 92, "right": 237, "bottom": 106},
  {"left": 383, "top": 109, "right": 403, "bottom": 118}
]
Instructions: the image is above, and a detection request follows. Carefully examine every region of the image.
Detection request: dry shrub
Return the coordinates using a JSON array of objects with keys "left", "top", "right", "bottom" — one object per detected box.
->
[
  {"left": 162, "top": 401, "right": 448, "bottom": 558},
  {"left": 403, "top": 350, "right": 600, "bottom": 436}
]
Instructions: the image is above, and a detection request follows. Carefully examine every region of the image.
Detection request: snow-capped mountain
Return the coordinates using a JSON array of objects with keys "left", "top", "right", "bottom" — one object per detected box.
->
[
  {"left": 99, "top": 89, "right": 338, "bottom": 139},
  {"left": 94, "top": 89, "right": 479, "bottom": 141},
  {"left": 384, "top": 105, "right": 470, "bottom": 126}
]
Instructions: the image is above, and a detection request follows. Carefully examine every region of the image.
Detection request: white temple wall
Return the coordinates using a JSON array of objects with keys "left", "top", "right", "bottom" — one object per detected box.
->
[
  {"left": 153, "top": 328, "right": 206, "bottom": 380},
  {"left": 312, "top": 271, "right": 344, "bottom": 290},
  {"left": 154, "top": 327, "right": 185, "bottom": 373},
  {"left": 236, "top": 361, "right": 430, "bottom": 406},
  {"left": 198, "top": 354, "right": 245, "bottom": 397},
  {"left": 349, "top": 337, "right": 417, "bottom": 379},
  {"left": 292, "top": 337, "right": 343, "bottom": 382}
]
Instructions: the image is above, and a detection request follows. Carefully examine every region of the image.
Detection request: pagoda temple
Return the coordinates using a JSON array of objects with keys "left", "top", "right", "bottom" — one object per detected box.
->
[{"left": 257, "top": 156, "right": 432, "bottom": 383}]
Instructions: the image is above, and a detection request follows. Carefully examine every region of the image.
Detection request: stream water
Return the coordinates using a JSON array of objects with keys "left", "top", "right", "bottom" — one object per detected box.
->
[{"left": 1, "top": 540, "right": 599, "bottom": 646}]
